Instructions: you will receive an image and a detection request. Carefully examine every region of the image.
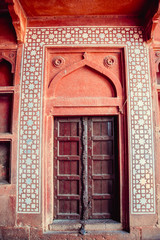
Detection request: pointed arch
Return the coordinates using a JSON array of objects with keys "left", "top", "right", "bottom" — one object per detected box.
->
[
  {"left": 48, "top": 59, "right": 122, "bottom": 97},
  {"left": 0, "top": 56, "right": 15, "bottom": 73}
]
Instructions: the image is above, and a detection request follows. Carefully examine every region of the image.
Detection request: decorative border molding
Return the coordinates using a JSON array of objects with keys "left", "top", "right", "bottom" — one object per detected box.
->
[{"left": 17, "top": 26, "right": 155, "bottom": 214}]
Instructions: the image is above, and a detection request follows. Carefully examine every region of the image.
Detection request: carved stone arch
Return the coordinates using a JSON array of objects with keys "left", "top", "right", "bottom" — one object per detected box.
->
[
  {"left": 48, "top": 58, "right": 122, "bottom": 98},
  {"left": 0, "top": 52, "right": 16, "bottom": 73}
]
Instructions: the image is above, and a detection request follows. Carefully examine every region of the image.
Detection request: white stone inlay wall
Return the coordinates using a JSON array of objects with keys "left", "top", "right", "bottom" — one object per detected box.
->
[{"left": 17, "top": 26, "right": 155, "bottom": 214}]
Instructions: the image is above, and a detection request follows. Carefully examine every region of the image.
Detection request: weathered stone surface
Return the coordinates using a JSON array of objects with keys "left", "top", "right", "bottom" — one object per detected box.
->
[
  {"left": 0, "top": 196, "right": 16, "bottom": 227},
  {"left": 0, "top": 226, "right": 141, "bottom": 240},
  {"left": 141, "top": 226, "right": 160, "bottom": 240},
  {"left": 0, "top": 227, "right": 29, "bottom": 240},
  {"left": 17, "top": 213, "right": 42, "bottom": 229},
  {"left": 30, "top": 227, "right": 141, "bottom": 240}
]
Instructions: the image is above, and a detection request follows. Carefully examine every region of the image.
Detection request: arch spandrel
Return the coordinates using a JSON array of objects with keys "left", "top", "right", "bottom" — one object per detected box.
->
[{"left": 48, "top": 58, "right": 123, "bottom": 99}]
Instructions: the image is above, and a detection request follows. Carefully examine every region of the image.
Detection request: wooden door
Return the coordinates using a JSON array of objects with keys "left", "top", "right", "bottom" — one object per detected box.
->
[
  {"left": 54, "top": 117, "right": 82, "bottom": 219},
  {"left": 88, "top": 117, "right": 117, "bottom": 219},
  {"left": 54, "top": 116, "right": 119, "bottom": 220}
]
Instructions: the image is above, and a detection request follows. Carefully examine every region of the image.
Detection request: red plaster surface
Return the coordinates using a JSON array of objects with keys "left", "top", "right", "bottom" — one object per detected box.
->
[{"left": 19, "top": 0, "right": 151, "bottom": 17}]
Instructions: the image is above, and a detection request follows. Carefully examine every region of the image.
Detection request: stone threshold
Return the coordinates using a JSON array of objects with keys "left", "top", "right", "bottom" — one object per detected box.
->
[{"left": 48, "top": 219, "right": 122, "bottom": 233}]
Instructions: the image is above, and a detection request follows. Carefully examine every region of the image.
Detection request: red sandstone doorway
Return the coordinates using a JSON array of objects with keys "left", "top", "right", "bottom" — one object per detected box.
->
[
  {"left": 44, "top": 47, "right": 128, "bottom": 230},
  {"left": 53, "top": 116, "right": 119, "bottom": 221}
]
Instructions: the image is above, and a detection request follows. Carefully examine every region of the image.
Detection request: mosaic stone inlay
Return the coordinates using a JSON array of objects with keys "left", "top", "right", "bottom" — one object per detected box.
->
[{"left": 17, "top": 26, "right": 155, "bottom": 213}]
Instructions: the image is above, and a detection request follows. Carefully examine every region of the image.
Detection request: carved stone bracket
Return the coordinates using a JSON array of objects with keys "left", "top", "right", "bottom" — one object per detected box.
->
[
  {"left": 144, "top": 0, "right": 160, "bottom": 43},
  {"left": 154, "top": 51, "right": 160, "bottom": 72},
  {"left": 5, "top": 0, "right": 27, "bottom": 43},
  {"left": 103, "top": 55, "right": 116, "bottom": 68},
  {"left": 0, "top": 50, "right": 16, "bottom": 73},
  {"left": 151, "top": 1, "right": 160, "bottom": 43}
]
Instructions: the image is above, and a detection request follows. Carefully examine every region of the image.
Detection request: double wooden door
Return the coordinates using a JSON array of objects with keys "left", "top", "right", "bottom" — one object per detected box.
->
[{"left": 54, "top": 116, "right": 119, "bottom": 220}]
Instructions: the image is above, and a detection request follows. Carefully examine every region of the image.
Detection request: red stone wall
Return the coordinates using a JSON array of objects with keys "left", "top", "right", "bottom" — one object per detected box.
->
[{"left": 0, "top": 14, "right": 160, "bottom": 239}]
